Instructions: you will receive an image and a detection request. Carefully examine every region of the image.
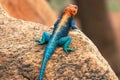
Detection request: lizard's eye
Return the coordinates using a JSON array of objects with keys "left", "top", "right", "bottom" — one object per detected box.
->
[{"left": 74, "top": 6, "right": 78, "bottom": 9}]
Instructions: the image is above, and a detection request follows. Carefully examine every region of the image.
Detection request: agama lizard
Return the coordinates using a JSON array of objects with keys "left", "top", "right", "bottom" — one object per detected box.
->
[{"left": 35, "top": 4, "right": 78, "bottom": 80}]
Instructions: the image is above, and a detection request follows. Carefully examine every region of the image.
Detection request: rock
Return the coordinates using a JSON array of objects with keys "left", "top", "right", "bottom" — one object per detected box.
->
[
  {"left": 0, "top": 5, "right": 118, "bottom": 80},
  {"left": 0, "top": 0, "right": 57, "bottom": 26}
]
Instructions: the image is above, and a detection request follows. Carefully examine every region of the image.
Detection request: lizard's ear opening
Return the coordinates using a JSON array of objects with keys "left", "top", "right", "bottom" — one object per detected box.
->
[{"left": 64, "top": 7, "right": 70, "bottom": 13}]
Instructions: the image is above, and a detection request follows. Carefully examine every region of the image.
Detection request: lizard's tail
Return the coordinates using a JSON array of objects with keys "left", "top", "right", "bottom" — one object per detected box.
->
[{"left": 39, "top": 57, "right": 48, "bottom": 80}]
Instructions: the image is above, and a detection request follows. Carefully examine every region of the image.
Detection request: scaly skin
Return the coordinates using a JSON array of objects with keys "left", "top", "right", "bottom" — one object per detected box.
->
[{"left": 35, "top": 4, "right": 78, "bottom": 80}]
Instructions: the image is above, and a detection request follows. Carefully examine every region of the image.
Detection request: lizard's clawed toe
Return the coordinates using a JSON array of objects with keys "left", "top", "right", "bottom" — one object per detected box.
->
[
  {"left": 64, "top": 48, "right": 75, "bottom": 53},
  {"left": 35, "top": 38, "right": 45, "bottom": 44}
]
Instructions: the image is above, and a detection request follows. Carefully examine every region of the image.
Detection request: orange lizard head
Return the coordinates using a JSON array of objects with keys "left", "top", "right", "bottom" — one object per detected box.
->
[{"left": 64, "top": 4, "right": 78, "bottom": 16}]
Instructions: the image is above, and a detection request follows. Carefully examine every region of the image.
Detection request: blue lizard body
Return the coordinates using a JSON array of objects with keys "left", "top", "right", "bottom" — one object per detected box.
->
[{"left": 35, "top": 4, "right": 78, "bottom": 80}]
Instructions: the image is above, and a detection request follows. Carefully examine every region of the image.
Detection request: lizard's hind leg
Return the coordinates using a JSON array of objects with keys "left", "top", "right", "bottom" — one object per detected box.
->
[
  {"left": 57, "top": 36, "right": 75, "bottom": 52},
  {"left": 35, "top": 32, "right": 51, "bottom": 44}
]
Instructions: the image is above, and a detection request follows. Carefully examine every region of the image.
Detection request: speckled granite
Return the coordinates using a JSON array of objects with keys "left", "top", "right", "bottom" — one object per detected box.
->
[{"left": 0, "top": 5, "right": 118, "bottom": 80}]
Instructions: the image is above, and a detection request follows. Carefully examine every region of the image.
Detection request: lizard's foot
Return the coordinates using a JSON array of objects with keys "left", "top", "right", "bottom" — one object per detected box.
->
[
  {"left": 35, "top": 32, "right": 51, "bottom": 45},
  {"left": 64, "top": 47, "right": 75, "bottom": 53},
  {"left": 35, "top": 38, "right": 45, "bottom": 44},
  {"left": 57, "top": 36, "right": 75, "bottom": 53}
]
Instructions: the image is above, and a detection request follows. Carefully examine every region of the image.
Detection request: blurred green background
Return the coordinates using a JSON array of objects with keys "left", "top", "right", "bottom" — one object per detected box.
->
[
  {"left": 49, "top": 0, "right": 120, "bottom": 12},
  {"left": 108, "top": 0, "right": 120, "bottom": 11}
]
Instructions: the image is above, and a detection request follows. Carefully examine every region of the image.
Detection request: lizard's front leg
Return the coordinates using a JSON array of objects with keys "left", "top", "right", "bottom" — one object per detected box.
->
[
  {"left": 57, "top": 36, "right": 75, "bottom": 52},
  {"left": 70, "top": 18, "right": 78, "bottom": 29},
  {"left": 35, "top": 32, "right": 51, "bottom": 44}
]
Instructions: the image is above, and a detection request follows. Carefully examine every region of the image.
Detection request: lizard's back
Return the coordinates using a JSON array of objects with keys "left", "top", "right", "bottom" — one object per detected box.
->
[{"left": 44, "top": 17, "right": 72, "bottom": 58}]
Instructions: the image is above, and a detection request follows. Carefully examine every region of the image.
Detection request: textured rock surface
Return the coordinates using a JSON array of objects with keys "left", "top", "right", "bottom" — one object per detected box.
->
[{"left": 0, "top": 5, "right": 118, "bottom": 80}]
